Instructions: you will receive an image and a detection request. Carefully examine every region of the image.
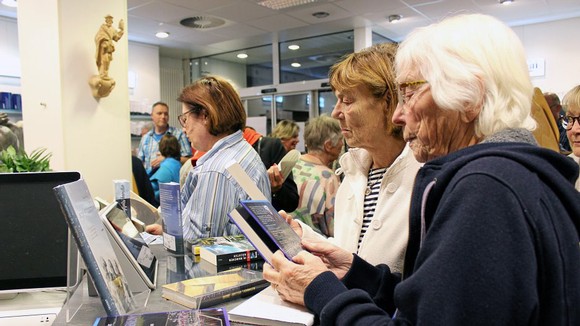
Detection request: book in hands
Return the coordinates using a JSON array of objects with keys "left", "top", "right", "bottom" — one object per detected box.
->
[
  {"left": 227, "top": 200, "right": 304, "bottom": 264},
  {"left": 278, "top": 149, "right": 301, "bottom": 181},
  {"left": 161, "top": 268, "right": 269, "bottom": 309},
  {"left": 197, "top": 235, "right": 262, "bottom": 266}
]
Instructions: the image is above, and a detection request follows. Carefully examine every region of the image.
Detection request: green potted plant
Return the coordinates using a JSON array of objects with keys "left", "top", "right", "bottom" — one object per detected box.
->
[{"left": 0, "top": 145, "right": 52, "bottom": 172}]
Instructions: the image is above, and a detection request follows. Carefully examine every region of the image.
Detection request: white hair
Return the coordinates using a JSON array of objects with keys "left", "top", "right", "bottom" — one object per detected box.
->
[{"left": 395, "top": 13, "right": 536, "bottom": 137}]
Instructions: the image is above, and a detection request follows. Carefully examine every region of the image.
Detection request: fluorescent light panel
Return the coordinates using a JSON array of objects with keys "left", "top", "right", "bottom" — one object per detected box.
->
[{"left": 257, "top": 0, "right": 319, "bottom": 10}]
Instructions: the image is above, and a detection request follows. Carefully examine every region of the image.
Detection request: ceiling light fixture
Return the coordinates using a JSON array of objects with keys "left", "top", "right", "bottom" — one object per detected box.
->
[
  {"left": 1, "top": 0, "right": 17, "bottom": 7},
  {"left": 499, "top": 0, "right": 514, "bottom": 4},
  {"left": 288, "top": 44, "right": 300, "bottom": 50},
  {"left": 155, "top": 32, "right": 169, "bottom": 39},
  {"left": 237, "top": 53, "right": 248, "bottom": 59},
  {"left": 258, "top": 0, "right": 319, "bottom": 10},
  {"left": 291, "top": 62, "right": 301, "bottom": 68},
  {"left": 312, "top": 11, "right": 329, "bottom": 19},
  {"left": 388, "top": 14, "right": 402, "bottom": 23}
]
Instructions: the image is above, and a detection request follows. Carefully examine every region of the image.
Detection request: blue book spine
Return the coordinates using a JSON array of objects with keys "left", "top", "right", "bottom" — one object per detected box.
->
[{"left": 159, "top": 182, "right": 184, "bottom": 254}]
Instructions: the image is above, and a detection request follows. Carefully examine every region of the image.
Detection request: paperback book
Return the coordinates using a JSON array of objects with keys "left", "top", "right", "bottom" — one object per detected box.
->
[
  {"left": 161, "top": 268, "right": 269, "bottom": 309},
  {"left": 227, "top": 200, "right": 304, "bottom": 264},
  {"left": 159, "top": 182, "right": 184, "bottom": 254},
  {"left": 197, "top": 235, "right": 262, "bottom": 266},
  {"left": 197, "top": 258, "right": 265, "bottom": 275},
  {"left": 229, "top": 286, "right": 314, "bottom": 326},
  {"left": 114, "top": 180, "right": 131, "bottom": 218},
  {"left": 54, "top": 179, "right": 136, "bottom": 316},
  {"left": 93, "top": 307, "right": 230, "bottom": 326}
]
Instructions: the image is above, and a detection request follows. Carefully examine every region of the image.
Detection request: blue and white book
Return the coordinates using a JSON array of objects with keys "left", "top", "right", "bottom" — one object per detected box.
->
[{"left": 159, "top": 182, "right": 184, "bottom": 255}]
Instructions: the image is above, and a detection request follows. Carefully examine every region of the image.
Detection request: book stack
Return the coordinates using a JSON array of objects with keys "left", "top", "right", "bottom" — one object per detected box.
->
[
  {"left": 161, "top": 268, "right": 269, "bottom": 309},
  {"left": 195, "top": 235, "right": 263, "bottom": 267}
]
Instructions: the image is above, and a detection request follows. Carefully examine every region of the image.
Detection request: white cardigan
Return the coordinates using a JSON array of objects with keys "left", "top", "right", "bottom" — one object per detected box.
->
[
  {"left": 569, "top": 153, "right": 580, "bottom": 191},
  {"left": 301, "top": 144, "right": 422, "bottom": 274}
]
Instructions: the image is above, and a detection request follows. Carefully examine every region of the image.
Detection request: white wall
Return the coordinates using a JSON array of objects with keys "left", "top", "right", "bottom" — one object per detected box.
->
[
  {"left": 128, "top": 42, "right": 160, "bottom": 114},
  {"left": 515, "top": 17, "right": 580, "bottom": 98},
  {"left": 18, "top": 0, "right": 131, "bottom": 199}
]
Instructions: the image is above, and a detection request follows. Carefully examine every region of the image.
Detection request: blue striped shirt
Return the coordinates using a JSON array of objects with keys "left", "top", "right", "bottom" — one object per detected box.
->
[
  {"left": 137, "top": 126, "right": 192, "bottom": 171},
  {"left": 180, "top": 130, "right": 271, "bottom": 240}
]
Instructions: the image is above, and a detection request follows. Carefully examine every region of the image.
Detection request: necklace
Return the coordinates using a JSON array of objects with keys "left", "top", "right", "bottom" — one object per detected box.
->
[{"left": 365, "top": 167, "right": 387, "bottom": 196}]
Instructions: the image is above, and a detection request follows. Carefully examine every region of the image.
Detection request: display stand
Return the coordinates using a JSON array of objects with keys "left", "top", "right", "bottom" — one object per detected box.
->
[{"left": 61, "top": 235, "right": 152, "bottom": 322}]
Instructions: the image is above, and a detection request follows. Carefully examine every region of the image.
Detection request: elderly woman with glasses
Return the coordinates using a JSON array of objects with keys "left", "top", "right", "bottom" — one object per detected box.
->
[
  {"left": 176, "top": 75, "right": 271, "bottom": 240},
  {"left": 263, "top": 14, "right": 580, "bottom": 325},
  {"left": 562, "top": 85, "right": 580, "bottom": 190}
]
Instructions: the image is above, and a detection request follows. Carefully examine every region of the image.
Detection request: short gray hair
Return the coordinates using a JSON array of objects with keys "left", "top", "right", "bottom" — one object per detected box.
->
[{"left": 304, "top": 115, "right": 342, "bottom": 152}]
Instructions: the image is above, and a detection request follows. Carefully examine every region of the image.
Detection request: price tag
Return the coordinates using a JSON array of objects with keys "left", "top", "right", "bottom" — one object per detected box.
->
[
  {"left": 163, "top": 232, "right": 176, "bottom": 251},
  {"left": 137, "top": 245, "right": 154, "bottom": 268}
]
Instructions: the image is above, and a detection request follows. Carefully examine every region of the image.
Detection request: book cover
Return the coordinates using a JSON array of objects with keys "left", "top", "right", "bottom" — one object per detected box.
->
[
  {"left": 100, "top": 202, "right": 158, "bottom": 289},
  {"left": 228, "top": 286, "right": 315, "bottom": 326},
  {"left": 54, "top": 179, "right": 136, "bottom": 316},
  {"left": 130, "top": 190, "right": 160, "bottom": 226},
  {"left": 198, "top": 259, "right": 264, "bottom": 275},
  {"left": 198, "top": 235, "right": 262, "bottom": 266},
  {"left": 158, "top": 182, "right": 184, "bottom": 255},
  {"left": 227, "top": 200, "right": 304, "bottom": 264},
  {"left": 114, "top": 180, "right": 131, "bottom": 218},
  {"left": 93, "top": 307, "right": 230, "bottom": 326},
  {"left": 161, "top": 268, "right": 269, "bottom": 309}
]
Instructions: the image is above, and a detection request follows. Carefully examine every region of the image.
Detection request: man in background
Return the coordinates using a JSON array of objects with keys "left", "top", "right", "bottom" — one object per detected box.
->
[{"left": 137, "top": 101, "right": 191, "bottom": 174}]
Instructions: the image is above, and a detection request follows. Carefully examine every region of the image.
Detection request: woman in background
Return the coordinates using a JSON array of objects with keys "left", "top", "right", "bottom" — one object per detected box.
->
[
  {"left": 271, "top": 119, "right": 300, "bottom": 152},
  {"left": 178, "top": 76, "right": 271, "bottom": 239},
  {"left": 290, "top": 115, "right": 343, "bottom": 237},
  {"left": 149, "top": 134, "right": 181, "bottom": 202},
  {"left": 562, "top": 85, "right": 580, "bottom": 190}
]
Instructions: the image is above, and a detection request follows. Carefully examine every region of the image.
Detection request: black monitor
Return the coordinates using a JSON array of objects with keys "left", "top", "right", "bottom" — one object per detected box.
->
[{"left": 0, "top": 171, "right": 81, "bottom": 298}]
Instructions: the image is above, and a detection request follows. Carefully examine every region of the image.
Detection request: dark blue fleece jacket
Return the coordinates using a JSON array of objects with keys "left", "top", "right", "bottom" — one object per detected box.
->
[{"left": 304, "top": 139, "right": 580, "bottom": 325}]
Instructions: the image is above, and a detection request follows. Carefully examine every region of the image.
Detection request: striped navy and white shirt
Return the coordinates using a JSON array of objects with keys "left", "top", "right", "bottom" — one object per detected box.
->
[
  {"left": 358, "top": 167, "right": 387, "bottom": 248},
  {"left": 180, "top": 130, "right": 271, "bottom": 240}
]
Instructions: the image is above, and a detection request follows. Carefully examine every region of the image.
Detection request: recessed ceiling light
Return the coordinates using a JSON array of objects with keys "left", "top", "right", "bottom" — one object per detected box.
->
[
  {"left": 1, "top": 0, "right": 17, "bottom": 7},
  {"left": 312, "top": 11, "right": 329, "bottom": 19},
  {"left": 291, "top": 62, "right": 301, "bottom": 68},
  {"left": 258, "top": 0, "right": 319, "bottom": 10},
  {"left": 499, "top": 0, "right": 514, "bottom": 4},
  {"left": 237, "top": 53, "right": 249, "bottom": 59},
  {"left": 155, "top": 32, "right": 170, "bottom": 39},
  {"left": 288, "top": 44, "right": 300, "bottom": 50},
  {"left": 388, "top": 14, "right": 402, "bottom": 23}
]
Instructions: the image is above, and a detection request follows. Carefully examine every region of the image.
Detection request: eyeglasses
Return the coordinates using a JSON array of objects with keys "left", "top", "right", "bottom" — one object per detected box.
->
[
  {"left": 562, "top": 115, "right": 580, "bottom": 130},
  {"left": 178, "top": 110, "right": 194, "bottom": 127},
  {"left": 398, "top": 80, "right": 429, "bottom": 106}
]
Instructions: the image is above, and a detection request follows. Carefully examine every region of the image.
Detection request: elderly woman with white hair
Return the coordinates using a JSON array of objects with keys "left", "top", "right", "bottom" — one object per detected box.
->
[{"left": 263, "top": 14, "right": 580, "bottom": 325}]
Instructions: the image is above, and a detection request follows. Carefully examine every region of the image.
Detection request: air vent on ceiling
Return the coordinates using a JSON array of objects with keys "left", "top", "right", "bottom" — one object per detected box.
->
[{"left": 180, "top": 16, "right": 226, "bottom": 29}]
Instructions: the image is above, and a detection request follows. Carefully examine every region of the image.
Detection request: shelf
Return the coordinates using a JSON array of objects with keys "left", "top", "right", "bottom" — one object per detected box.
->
[
  {"left": 130, "top": 113, "right": 151, "bottom": 121},
  {"left": 0, "top": 109, "right": 22, "bottom": 116}
]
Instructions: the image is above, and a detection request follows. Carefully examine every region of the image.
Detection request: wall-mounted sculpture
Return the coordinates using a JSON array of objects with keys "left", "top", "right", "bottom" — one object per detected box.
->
[{"left": 89, "top": 15, "right": 124, "bottom": 98}]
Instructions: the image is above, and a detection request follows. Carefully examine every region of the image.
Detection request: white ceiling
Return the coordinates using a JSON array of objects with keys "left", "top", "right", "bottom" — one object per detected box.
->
[{"left": 2, "top": 0, "right": 580, "bottom": 58}]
